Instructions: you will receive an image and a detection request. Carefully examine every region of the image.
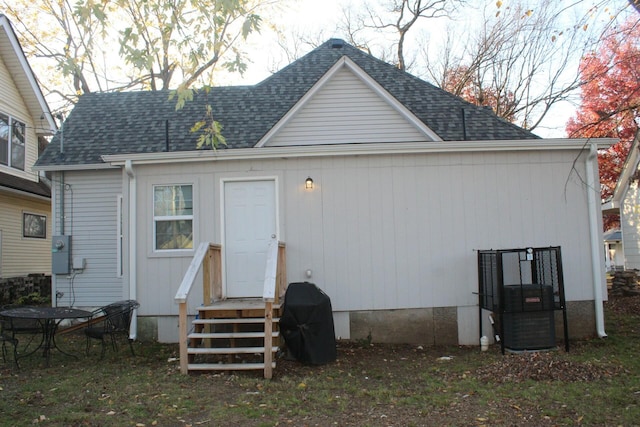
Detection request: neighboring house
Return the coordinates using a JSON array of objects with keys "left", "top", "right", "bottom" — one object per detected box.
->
[
  {"left": 35, "top": 39, "right": 613, "bottom": 346},
  {"left": 602, "top": 131, "right": 640, "bottom": 271},
  {"left": 0, "top": 15, "right": 56, "bottom": 279},
  {"left": 603, "top": 229, "right": 624, "bottom": 272}
]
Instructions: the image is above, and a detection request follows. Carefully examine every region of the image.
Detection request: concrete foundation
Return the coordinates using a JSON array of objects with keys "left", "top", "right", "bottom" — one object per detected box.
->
[
  {"left": 135, "top": 301, "right": 599, "bottom": 346},
  {"left": 562, "top": 300, "right": 597, "bottom": 339},
  {"left": 350, "top": 307, "right": 458, "bottom": 345}
]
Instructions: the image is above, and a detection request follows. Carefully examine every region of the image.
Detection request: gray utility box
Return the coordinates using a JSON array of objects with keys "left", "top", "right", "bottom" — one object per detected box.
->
[{"left": 52, "top": 235, "right": 71, "bottom": 274}]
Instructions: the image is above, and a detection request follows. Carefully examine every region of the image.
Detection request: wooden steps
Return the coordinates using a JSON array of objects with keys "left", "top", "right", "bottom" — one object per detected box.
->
[
  {"left": 187, "top": 362, "right": 276, "bottom": 371},
  {"left": 185, "top": 299, "right": 280, "bottom": 375}
]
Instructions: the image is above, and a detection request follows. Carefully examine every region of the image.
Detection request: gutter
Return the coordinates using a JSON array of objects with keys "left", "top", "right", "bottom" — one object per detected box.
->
[
  {"left": 33, "top": 163, "right": 117, "bottom": 172},
  {"left": 125, "top": 160, "right": 138, "bottom": 340},
  {"left": 586, "top": 142, "right": 607, "bottom": 338},
  {"left": 102, "top": 138, "right": 618, "bottom": 166}
]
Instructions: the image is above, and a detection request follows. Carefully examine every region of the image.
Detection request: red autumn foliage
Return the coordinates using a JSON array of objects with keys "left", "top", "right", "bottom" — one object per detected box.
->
[
  {"left": 441, "top": 66, "right": 518, "bottom": 123},
  {"left": 566, "top": 19, "right": 640, "bottom": 230}
]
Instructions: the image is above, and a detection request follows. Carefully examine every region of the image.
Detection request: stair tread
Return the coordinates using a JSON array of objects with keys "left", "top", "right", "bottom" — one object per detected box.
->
[
  {"left": 193, "top": 317, "right": 280, "bottom": 324},
  {"left": 187, "top": 362, "right": 276, "bottom": 371},
  {"left": 189, "top": 331, "right": 280, "bottom": 339},
  {"left": 187, "top": 346, "right": 279, "bottom": 355},
  {"left": 199, "top": 300, "right": 281, "bottom": 311}
]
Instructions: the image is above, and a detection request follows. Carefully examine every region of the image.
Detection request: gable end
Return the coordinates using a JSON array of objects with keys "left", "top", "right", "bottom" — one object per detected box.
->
[{"left": 257, "top": 56, "right": 441, "bottom": 147}]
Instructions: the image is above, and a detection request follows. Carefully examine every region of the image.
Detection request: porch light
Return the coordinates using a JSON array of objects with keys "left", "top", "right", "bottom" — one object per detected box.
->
[{"left": 305, "top": 177, "right": 314, "bottom": 190}]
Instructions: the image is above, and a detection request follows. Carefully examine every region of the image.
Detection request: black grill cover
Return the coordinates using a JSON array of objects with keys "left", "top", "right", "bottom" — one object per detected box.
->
[{"left": 280, "top": 282, "right": 337, "bottom": 364}]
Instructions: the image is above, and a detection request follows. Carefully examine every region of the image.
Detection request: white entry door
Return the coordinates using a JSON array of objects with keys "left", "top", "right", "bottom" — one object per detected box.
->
[{"left": 224, "top": 180, "right": 277, "bottom": 298}]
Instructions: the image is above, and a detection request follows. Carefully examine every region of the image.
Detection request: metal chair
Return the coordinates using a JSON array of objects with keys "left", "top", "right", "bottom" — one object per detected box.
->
[
  {"left": 84, "top": 300, "right": 140, "bottom": 358},
  {"left": 0, "top": 315, "right": 18, "bottom": 366},
  {"left": 1, "top": 307, "right": 42, "bottom": 368}
]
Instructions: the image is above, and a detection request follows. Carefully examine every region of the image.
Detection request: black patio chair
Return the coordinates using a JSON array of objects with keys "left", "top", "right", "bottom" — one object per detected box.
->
[
  {"left": 84, "top": 300, "right": 140, "bottom": 358},
  {"left": 0, "top": 315, "right": 18, "bottom": 366},
  {"left": 0, "top": 306, "right": 42, "bottom": 367}
]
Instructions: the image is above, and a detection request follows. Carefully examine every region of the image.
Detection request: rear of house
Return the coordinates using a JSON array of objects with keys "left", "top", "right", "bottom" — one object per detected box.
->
[{"left": 35, "top": 40, "right": 612, "bottom": 347}]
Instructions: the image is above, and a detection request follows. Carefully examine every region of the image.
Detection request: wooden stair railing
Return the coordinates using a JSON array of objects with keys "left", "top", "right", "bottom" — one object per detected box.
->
[
  {"left": 174, "top": 239, "right": 286, "bottom": 379},
  {"left": 174, "top": 242, "right": 222, "bottom": 375}
]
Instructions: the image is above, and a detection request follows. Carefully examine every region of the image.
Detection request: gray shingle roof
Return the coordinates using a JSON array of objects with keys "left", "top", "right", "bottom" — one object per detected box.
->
[
  {"left": 0, "top": 171, "right": 50, "bottom": 198},
  {"left": 36, "top": 39, "right": 539, "bottom": 168}
]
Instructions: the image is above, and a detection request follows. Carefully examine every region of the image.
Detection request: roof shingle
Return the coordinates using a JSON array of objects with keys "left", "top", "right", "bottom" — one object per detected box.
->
[{"left": 36, "top": 39, "right": 539, "bottom": 168}]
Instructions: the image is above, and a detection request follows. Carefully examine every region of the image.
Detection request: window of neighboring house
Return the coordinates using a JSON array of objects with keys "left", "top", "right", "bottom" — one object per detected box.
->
[
  {"left": 153, "top": 184, "right": 193, "bottom": 251},
  {"left": 0, "top": 112, "right": 26, "bottom": 170}
]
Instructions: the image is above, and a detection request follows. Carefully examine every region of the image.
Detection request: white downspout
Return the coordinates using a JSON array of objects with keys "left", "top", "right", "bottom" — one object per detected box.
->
[
  {"left": 125, "top": 160, "right": 138, "bottom": 339},
  {"left": 586, "top": 143, "right": 607, "bottom": 338}
]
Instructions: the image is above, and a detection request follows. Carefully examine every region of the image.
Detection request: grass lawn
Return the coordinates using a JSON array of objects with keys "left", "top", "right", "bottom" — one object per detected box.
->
[{"left": 1, "top": 296, "right": 639, "bottom": 426}]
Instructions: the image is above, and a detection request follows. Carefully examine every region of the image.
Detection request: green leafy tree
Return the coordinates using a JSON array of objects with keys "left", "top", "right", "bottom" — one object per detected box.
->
[{"left": 3, "top": 0, "right": 275, "bottom": 147}]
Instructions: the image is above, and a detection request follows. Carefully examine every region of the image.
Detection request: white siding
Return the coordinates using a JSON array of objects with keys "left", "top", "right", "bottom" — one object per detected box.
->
[
  {"left": 621, "top": 182, "right": 640, "bottom": 269},
  {"left": 131, "top": 149, "right": 596, "bottom": 323},
  {"left": 0, "top": 55, "right": 51, "bottom": 279},
  {"left": 52, "top": 169, "right": 124, "bottom": 306},
  {"left": 265, "top": 67, "right": 429, "bottom": 146},
  {"left": 0, "top": 192, "right": 51, "bottom": 277},
  {"left": 0, "top": 55, "right": 40, "bottom": 183}
]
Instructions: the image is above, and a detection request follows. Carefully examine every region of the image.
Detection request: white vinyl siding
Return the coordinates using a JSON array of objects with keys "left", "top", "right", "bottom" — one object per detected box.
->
[
  {"left": 265, "top": 67, "right": 429, "bottom": 146},
  {"left": 0, "top": 192, "right": 51, "bottom": 277},
  {"left": 0, "top": 54, "right": 39, "bottom": 182},
  {"left": 621, "top": 181, "right": 640, "bottom": 269},
  {"left": 131, "top": 149, "right": 596, "bottom": 324},
  {"left": 52, "top": 169, "right": 123, "bottom": 306}
]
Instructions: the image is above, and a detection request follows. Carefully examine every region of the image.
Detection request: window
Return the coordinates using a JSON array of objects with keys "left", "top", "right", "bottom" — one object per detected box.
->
[
  {"left": 153, "top": 184, "right": 193, "bottom": 250},
  {"left": 0, "top": 113, "right": 26, "bottom": 170},
  {"left": 23, "top": 212, "right": 47, "bottom": 239}
]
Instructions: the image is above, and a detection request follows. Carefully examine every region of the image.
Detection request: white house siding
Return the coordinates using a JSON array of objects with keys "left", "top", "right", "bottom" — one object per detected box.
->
[
  {"left": 0, "top": 54, "right": 40, "bottom": 183},
  {"left": 265, "top": 67, "right": 428, "bottom": 146},
  {"left": 51, "top": 169, "right": 124, "bottom": 307},
  {"left": 130, "top": 148, "right": 598, "bottom": 343},
  {"left": 621, "top": 182, "right": 640, "bottom": 269},
  {"left": 0, "top": 191, "right": 51, "bottom": 277}
]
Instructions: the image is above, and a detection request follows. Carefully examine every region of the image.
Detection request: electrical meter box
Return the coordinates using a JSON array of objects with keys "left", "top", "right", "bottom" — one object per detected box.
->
[{"left": 52, "top": 235, "right": 71, "bottom": 274}]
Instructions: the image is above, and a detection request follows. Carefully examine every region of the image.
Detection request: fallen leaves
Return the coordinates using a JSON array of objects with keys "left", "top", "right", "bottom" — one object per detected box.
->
[{"left": 474, "top": 351, "right": 621, "bottom": 384}]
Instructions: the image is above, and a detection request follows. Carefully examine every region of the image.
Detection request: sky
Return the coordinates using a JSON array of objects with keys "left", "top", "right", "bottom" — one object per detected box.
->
[
  {"left": 227, "top": 0, "right": 584, "bottom": 139},
  {"left": 13, "top": 0, "right": 625, "bottom": 139},
  {"left": 223, "top": 0, "right": 346, "bottom": 85}
]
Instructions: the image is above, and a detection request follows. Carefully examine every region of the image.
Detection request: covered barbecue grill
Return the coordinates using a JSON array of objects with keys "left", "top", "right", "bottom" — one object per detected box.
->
[{"left": 280, "top": 282, "right": 337, "bottom": 364}]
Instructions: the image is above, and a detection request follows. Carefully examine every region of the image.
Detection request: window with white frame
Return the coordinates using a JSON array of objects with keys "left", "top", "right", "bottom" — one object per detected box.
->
[
  {"left": 153, "top": 184, "right": 193, "bottom": 250},
  {"left": 0, "top": 112, "right": 26, "bottom": 171}
]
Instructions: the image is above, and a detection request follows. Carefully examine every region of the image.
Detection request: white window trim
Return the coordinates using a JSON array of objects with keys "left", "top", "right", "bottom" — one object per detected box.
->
[
  {"left": 117, "top": 194, "right": 123, "bottom": 278},
  {"left": 152, "top": 183, "right": 194, "bottom": 253},
  {"left": 0, "top": 112, "right": 26, "bottom": 171}
]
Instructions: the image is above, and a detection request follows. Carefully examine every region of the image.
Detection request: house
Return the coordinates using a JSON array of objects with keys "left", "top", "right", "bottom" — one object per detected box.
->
[
  {"left": 34, "top": 39, "right": 613, "bottom": 349},
  {"left": 602, "top": 131, "right": 640, "bottom": 271},
  {"left": 603, "top": 229, "right": 623, "bottom": 272},
  {"left": 0, "top": 15, "right": 56, "bottom": 280}
]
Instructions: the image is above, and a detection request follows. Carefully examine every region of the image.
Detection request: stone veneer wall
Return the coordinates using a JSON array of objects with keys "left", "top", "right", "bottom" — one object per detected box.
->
[{"left": 0, "top": 275, "right": 51, "bottom": 306}]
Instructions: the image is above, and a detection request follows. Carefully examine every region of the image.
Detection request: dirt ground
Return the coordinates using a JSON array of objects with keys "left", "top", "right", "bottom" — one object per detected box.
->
[
  {"left": 259, "top": 295, "right": 640, "bottom": 426},
  {"left": 1, "top": 296, "right": 638, "bottom": 426}
]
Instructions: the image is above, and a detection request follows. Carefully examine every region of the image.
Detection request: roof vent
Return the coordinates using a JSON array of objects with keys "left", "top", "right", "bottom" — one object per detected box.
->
[{"left": 330, "top": 38, "right": 344, "bottom": 49}]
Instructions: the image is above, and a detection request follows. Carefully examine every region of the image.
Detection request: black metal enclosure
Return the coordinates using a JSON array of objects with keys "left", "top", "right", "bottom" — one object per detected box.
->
[
  {"left": 477, "top": 247, "right": 569, "bottom": 353},
  {"left": 280, "top": 282, "right": 337, "bottom": 365}
]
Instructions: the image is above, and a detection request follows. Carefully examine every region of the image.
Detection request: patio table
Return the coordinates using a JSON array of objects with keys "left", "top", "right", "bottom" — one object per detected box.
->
[{"left": 0, "top": 306, "right": 91, "bottom": 366}]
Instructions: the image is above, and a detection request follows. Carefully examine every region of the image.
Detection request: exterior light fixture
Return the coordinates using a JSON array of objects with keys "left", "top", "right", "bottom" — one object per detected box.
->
[{"left": 305, "top": 177, "right": 314, "bottom": 189}]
